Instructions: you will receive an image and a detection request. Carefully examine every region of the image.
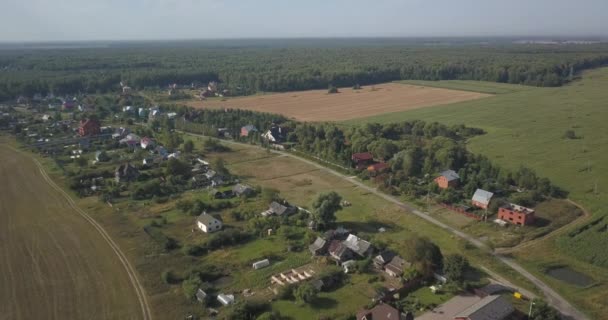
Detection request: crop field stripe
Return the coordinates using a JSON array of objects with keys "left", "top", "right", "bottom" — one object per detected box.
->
[{"left": 6, "top": 145, "right": 153, "bottom": 320}]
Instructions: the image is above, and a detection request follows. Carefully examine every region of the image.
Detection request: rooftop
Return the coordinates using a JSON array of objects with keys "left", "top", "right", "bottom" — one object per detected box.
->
[
  {"left": 502, "top": 203, "right": 535, "bottom": 215},
  {"left": 439, "top": 169, "right": 460, "bottom": 181}
]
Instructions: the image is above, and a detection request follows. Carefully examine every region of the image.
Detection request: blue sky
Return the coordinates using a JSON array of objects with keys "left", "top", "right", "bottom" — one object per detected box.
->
[{"left": 2, "top": 0, "right": 607, "bottom": 41}]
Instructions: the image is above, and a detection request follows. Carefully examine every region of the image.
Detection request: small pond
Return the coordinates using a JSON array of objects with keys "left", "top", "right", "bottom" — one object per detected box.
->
[{"left": 547, "top": 267, "right": 595, "bottom": 287}]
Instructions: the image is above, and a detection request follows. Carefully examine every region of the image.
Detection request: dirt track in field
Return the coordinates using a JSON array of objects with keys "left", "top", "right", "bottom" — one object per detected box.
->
[
  {"left": 0, "top": 144, "right": 144, "bottom": 320},
  {"left": 186, "top": 83, "right": 490, "bottom": 121}
]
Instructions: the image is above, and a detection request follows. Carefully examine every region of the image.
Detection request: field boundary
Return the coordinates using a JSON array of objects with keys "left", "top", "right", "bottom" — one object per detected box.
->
[{"left": 5, "top": 145, "right": 153, "bottom": 320}]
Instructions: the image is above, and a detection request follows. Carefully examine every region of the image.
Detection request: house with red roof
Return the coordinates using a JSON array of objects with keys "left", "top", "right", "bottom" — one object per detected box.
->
[{"left": 352, "top": 152, "right": 374, "bottom": 170}]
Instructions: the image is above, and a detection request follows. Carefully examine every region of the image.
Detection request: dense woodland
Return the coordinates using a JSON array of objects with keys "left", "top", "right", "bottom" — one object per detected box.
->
[{"left": 2, "top": 41, "right": 608, "bottom": 100}]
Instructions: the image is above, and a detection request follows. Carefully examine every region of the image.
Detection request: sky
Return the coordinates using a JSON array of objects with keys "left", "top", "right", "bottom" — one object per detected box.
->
[{"left": 2, "top": 0, "right": 607, "bottom": 42}]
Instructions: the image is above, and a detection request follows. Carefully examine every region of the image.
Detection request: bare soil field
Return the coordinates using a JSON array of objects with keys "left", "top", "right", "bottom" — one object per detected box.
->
[
  {"left": 186, "top": 83, "right": 491, "bottom": 121},
  {"left": 0, "top": 143, "right": 142, "bottom": 320}
]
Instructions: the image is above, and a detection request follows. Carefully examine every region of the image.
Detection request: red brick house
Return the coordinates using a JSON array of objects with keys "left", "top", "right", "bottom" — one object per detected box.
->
[
  {"left": 498, "top": 203, "right": 535, "bottom": 226},
  {"left": 434, "top": 169, "right": 460, "bottom": 189},
  {"left": 78, "top": 119, "right": 101, "bottom": 137},
  {"left": 352, "top": 152, "right": 374, "bottom": 170}
]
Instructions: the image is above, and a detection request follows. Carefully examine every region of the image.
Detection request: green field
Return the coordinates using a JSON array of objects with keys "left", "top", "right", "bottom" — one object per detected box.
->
[
  {"left": 396, "top": 80, "right": 533, "bottom": 94},
  {"left": 349, "top": 69, "right": 608, "bottom": 319},
  {"left": 0, "top": 141, "right": 143, "bottom": 320}
]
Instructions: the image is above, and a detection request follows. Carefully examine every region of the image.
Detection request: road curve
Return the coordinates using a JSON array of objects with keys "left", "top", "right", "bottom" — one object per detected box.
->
[
  {"left": 183, "top": 131, "right": 588, "bottom": 320},
  {"left": 8, "top": 145, "right": 153, "bottom": 320}
]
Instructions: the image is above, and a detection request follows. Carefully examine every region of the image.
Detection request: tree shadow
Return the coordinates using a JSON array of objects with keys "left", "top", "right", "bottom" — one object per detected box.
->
[
  {"left": 311, "top": 297, "right": 338, "bottom": 310},
  {"left": 339, "top": 220, "right": 403, "bottom": 234}
]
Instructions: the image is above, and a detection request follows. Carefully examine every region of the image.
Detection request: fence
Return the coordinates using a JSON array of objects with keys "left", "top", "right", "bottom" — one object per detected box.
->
[{"left": 439, "top": 203, "right": 482, "bottom": 221}]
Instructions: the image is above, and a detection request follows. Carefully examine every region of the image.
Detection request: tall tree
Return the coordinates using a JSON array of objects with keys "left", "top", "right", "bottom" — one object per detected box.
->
[{"left": 311, "top": 192, "right": 343, "bottom": 230}]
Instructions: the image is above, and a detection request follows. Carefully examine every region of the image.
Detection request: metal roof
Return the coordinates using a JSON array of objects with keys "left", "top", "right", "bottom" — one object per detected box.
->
[{"left": 472, "top": 189, "right": 494, "bottom": 205}]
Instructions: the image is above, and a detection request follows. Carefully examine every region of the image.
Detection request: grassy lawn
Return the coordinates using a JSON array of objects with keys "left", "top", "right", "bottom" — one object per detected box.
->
[{"left": 348, "top": 68, "right": 608, "bottom": 319}]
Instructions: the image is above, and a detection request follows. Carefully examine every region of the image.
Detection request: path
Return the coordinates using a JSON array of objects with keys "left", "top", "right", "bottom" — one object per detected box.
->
[
  {"left": 5, "top": 144, "right": 153, "bottom": 320},
  {"left": 183, "top": 131, "right": 588, "bottom": 320}
]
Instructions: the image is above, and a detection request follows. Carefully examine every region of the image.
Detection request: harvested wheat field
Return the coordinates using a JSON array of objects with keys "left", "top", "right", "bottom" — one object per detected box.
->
[
  {"left": 187, "top": 83, "right": 491, "bottom": 121},
  {"left": 0, "top": 143, "right": 143, "bottom": 320}
]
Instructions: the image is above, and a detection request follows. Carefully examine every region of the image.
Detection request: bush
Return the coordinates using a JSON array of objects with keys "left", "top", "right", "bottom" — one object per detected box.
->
[
  {"left": 181, "top": 244, "right": 205, "bottom": 256},
  {"left": 161, "top": 270, "right": 180, "bottom": 284},
  {"left": 181, "top": 275, "right": 202, "bottom": 300}
]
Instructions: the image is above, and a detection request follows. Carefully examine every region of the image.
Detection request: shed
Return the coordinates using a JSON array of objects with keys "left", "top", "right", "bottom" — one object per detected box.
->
[
  {"left": 252, "top": 259, "right": 270, "bottom": 270},
  {"left": 217, "top": 294, "right": 235, "bottom": 306}
]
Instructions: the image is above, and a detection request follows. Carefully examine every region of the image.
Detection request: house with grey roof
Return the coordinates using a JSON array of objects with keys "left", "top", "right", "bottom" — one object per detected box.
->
[
  {"left": 262, "top": 201, "right": 297, "bottom": 217},
  {"left": 196, "top": 213, "right": 222, "bottom": 233},
  {"left": 435, "top": 169, "right": 460, "bottom": 189},
  {"left": 309, "top": 237, "right": 329, "bottom": 256},
  {"left": 233, "top": 184, "right": 254, "bottom": 197},
  {"left": 343, "top": 234, "right": 373, "bottom": 258},
  {"left": 196, "top": 288, "right": 207, "bottom": 303},
  {"left": 454, "top": 295, "right": 514, "bottom": 320},
  {"left": 471, "top": 189, "right": 494, "bottom": 209}
]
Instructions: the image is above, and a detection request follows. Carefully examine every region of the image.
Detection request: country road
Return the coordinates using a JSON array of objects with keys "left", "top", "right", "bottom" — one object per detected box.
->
[{"left": 183, "top": 131, "right": 588, "bottom": 320}]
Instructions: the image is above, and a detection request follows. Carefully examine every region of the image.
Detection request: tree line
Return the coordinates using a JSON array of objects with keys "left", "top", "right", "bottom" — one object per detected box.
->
[{"left": 2, "top": 43, "right": 608, "bottom": 100}]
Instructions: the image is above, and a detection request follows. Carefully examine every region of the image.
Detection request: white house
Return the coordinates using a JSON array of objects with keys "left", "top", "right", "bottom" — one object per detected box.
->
[{"left": 196, "top": 213, "right": 222, "bottom": 233}]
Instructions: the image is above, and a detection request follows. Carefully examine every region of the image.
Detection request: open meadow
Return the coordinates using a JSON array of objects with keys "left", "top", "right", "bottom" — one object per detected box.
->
[
  {"left": 0, "top": 141, "right": 143, "bottom": 320},
  {"left": 347, "top": 68, "right": 608, "bottom": 319},
  {"left": 185, "top": 83, "right": 490, "bottom": 121}
]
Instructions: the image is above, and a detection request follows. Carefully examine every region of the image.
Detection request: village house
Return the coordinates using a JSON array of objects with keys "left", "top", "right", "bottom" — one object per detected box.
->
[
  {"left": 78, "top": 118, "right": 101, "bottom": 137},
  {"left": 434, "top": 169, "right": 460, "bottom": 189},
  {"left": 498, "top": 203, "right": 535, "bottom": 226},
  {"left": 232, "top": 184, "right": 254, "bottom": 197},
  {"left": 191, "top": 174, "right": 210, "bottom": 188},
  {"left": 323, "top": 226, "right": 351, "bottom": 241},
  {"left": 309, "top": 237, "right": 329, "bottom": 256},
  {"left": 471, "top": 188, "right": 494, "bottom": 209},
  {"left": 384, "top": 256, "right": 410, "bottom": 277},
  {"left": 196, "top": 213, "right": 223, "bottom": 233},
  {"left": 115, "top": 163, "right": 139, "bottom": 183},
  {"left": 357, "top": 303, "right": 407, "bottom": 320},
  {"left": 261, "top": 125, "right": 288, "bottom": 144},
  {"left": 261, "top": 201, "right": 297, "bottom": 217},
  {"left": 119, "top": 133, "right": 141, "bottom": 148},
  {"left": 367, "top": 162, "right": 390, "bottom": 176},
  {"left": 122, "top": 86, "right": 132, "bottom": 94},
  {"left": 454, "top": 295, "right": 514, "bottom": 320},
  {"left": 240, "top": 124, "right": 258, "bottom": 137},
  {"left": 373, "top": 251, "right": 397, "bottom": 269},
  {"left": 351, "top": 152, "right": 374, "bottom": 170},
  {"left": 328, "top": 240, "right": 353, "bottom": 263},
  {"left": 140, "top": 137, "right": 155, "bottom": 149},
  {"left": 343, "top": 234, "right": 374, "bottom": 258}
]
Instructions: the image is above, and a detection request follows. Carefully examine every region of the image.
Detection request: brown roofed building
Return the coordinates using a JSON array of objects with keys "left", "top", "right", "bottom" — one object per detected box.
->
[
  {"left": 498, "top": 203, "right": 535, "bottom": 226},
  {"left": 352, "top": 152, "right": 374, "bottom": 170},
  {"left": 357, "top": 303, "right": 406, "bottom": 320}
]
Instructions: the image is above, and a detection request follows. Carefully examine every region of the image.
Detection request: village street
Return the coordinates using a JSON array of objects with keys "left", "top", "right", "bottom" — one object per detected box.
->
[{"left": 182, "top": 131, "right": 588, "bottom": 320}]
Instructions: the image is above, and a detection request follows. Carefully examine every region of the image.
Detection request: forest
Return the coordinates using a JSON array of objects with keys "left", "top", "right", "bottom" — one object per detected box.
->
[{"left": 2, "top": 41, "right": 608, "bottom": 100}]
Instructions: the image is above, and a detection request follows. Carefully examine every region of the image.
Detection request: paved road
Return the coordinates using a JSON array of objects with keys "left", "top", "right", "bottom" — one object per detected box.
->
[{"left": 184, "top": 132, "right": 588, "bottom": 320}]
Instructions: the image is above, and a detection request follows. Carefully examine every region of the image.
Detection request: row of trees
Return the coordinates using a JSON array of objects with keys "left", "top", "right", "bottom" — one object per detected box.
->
[{"left": 2, "top": 44, "right": 608, "bottom": 100}]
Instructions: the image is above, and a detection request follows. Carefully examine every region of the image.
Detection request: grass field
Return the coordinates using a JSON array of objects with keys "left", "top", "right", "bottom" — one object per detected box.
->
[
  {"left": 396, "top": 80, "right": 534, "bottom": 94},
  {"left": 185, "top": 83, "right": 490, "bottom": 121},
  {"left": 0, "top": 141, "right": 142, "bottom": 320},
  {"left": 347, "top": 69, "right": 608, "bottom": 319}
]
